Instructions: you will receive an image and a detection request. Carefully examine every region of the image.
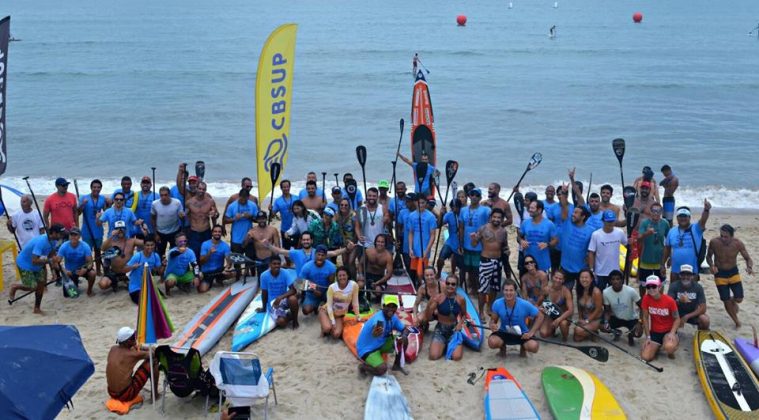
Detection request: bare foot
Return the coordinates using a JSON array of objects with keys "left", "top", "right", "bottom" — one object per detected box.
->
[
  {"left": 499, "top": 346, "right": 508, "bottom": 358},
  {"left": 33, "top": 307, "right": 44, "bottom": 315},
  {"left": 9, "top": 285, "right": 18, "bottom": 301},
  {"left": 292, "top": 320, "right": 300, "bottom": 330},
  {"left": 87, "top": 290, "right": 95, "bottom": 297},
  {"left": 735, "top": 321, "right": 742, "bottom": 329},
  {"left": 667, "top": 353, "right": 676, "bottom": 360},
  {"left": 519, "top": 346, "right": 527, "bottom": 358}
]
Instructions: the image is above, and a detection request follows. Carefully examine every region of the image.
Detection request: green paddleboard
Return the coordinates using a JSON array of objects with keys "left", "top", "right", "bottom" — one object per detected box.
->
[{"left": 541, "top": 366, "right": 585, "bottom": 420}]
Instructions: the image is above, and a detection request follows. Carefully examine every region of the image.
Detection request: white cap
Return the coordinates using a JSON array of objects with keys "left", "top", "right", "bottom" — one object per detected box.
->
[
  {"left": 644, "top": 275, "right": 662, "bottom": 287},
  {"left": 114, "top": 220, "right": 127, "bottom": 229},
  {"left": 676, "top": 208, "right": 691, "bottom": 217},
  {"left": 680, "top": 264, "right": 694, "bottom": 274},
  {"left": 116, "top": 326, "right": 135, "bottom": 343}
]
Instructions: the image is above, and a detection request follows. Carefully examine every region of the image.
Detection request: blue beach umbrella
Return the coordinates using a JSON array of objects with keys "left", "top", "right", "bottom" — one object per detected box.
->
[{"left": 0, "top": 324, "right": 95, "bottom": 419}]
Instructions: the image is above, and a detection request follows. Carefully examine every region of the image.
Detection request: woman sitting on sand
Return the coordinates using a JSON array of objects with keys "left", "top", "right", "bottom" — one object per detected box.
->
[
  {"left": 540, "top": 269, "right": 574, "bottom": 342},
  {"left": 413, "top": 267, "right": 444, "bottom": 330},
  {"left": 573, "top": 269, "right": 603, "bottom": 342},
  {"left": 318, "top": 267, "right": 361, "bottom": 339},
  {"left": 426, "top": 274, "right": 467, "bottom": 361},
  {"left": 521, "top": 255, "right": 548, "bottom": 307}
]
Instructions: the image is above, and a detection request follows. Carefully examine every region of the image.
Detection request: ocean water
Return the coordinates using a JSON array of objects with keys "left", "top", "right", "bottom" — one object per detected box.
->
[{"left": 1, "top": 0, "right": 758, "bottom": 209}]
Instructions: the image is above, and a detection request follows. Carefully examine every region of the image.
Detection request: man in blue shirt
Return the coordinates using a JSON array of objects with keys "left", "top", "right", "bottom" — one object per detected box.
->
[
  {"left": 298, "top": 172, "right": 324, "bottom": 201},
  {"left": 11, "top": 224, "right": 66, "bottom": 314},
  {"left": 164, "top": 232, "right": 199, "bottom": 294},
  {"left": 125, "top": 237, "right": 164, "bottom": 304},
  {"left": 559, "top": 206, "right": 594, "bottom": 290},
  {"left": 134, "top": 176, "right": 159, "bottom": 237},
  {"left": 356, "top": 295, "right": 411, "bottom": 376},
  {"left": 459, "top": 188, "right": 491, "bottom": 292},
  {"left": 398, "top": 151, "right": 439, "bottom": 198},
  {"left": 270, "top": 179, "right": 296, "bottom": 249},
  {"left": 408, "top": 194, "right": 438, "bottom": 281},
  {"left": 519, "top": 200, "right": 558, "bottom": 272},
  {"left": 340, "top": 173, "right": 364, "bottom": 209},
  {"left": 436, "top": 199, "right": 463, "bottom": 278},
  {"left": 662, "top": 201, "right": 711, "bottom": 282},
  {"left": 110, "top": 176, "right": 136, "bottom": 209},
  {"left": 99, "top": 191, "right": 140, "bottom": 239},
  {"left": 56, "top": 227, "right": 96, "bottom": 296},
  {"left": 79, "top": 179, "right": 107, "bottom": 275},
  {"left": 223, "top": 189, "right": 258, "bottom": 271},
  {"left": 487, "top": 279, "right": 545, "bottom": 357},
  {"left": 198, "top": 224, "right": 233, "bottom": 293},
  {"left": 256, "top": 258, "right": 299, "bottom": 329},
  {"left": 300, "top": 245, "right": 337, "bottom": 315}
]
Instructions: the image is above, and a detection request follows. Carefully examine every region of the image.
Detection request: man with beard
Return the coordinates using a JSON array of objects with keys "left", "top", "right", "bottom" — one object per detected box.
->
[
  {"left": 325, "top": 186, "right": 343, "bottom": 214},
  {"left": 10, "top": 224, "right": 66, "bottom": 314},
  {"left": 301, "top": 180, "right": 325, "bottom": 212},
  {"left": 660, "top": 165, "right": 679, "bottom": 224},
  {"left": 459, "top": 188, "right": 491, "bottom": 292},
  {"left": 151, "top": 187, "right": 185, "bottom": 257},
  {"left": 483, "top": 182, "right": 513, "bottom": 226},
  {"left": 133, "top": 177, "right": 158, "bottom": 238},
  {"left": 175, "top": 163, "right": 201, "bottom": 205},
  {"left": 44, "top": 178, "right": 78, "bottom": 230},
  {"left": 634, "top": 166, "right": 660, "bottom": 203},
  {"left": 598, "top": 184, "right": 622, "bottom": 218},
  {"left": 164, "top": 232, "right": 200, "bottom": 294},
  {"left": 584, "top": 193, "right": 604, "bottom": 232},
  {"left": 265, "top": 231, "right": 351, "bottom": 276},
  {"left": 355, "top": 188, "right": 388, "bottom": 251},
  {"left": 559, "top": 206, "right": 594, "bottom": 291},
  {"left": 667, "top": 265, "right": 709, "bottom": 330},
  {"left": 224, "top": 177, "right": 257, "bottom": 223},
  {"left": 547, "top": 185, "right": 573, "bottom": 272},
  {"left": 99, "top": 220, "right": 144, "bottom": 293},
  {"left": 300, "top": 245, "right": 337, "bottom": 315},
  {"left": 408, "top": 194, "right": 438, "bottom": 281},
  {"left": 436, "top": 199, "right": 463, "bottom": 279},
  {"left": 56, "top": 227, "right": 96, "bottom": 296},
  {"left": 661, "top": 201, "right": 711, "bottom": 282},
  {"left": 388, "top": 181, "right": 407, "bottom": 224},
  {"left": 110, "top": 176, "right": 136, "bottom": 209},
  {"left": 185, "top": 181, "right": 219, "bottom": 258},
  {"left": 519, "top": 200, "right": 558, "bottom": 273},
  {"left": 378, "top": 180, "right": 391, "bottom": 209},
  {"left": 270, "top": 179, "right": 296, "bottom": 249},
  {"left": 298, "top": 172, "right": 324, "bottom": 200},
  {"left": 341, "top": 173, "right": 364, "bottom": 209},
  {"left": 257, "top": 258, "right": 300, "bottom": 329},
  {"left": 358, "top": 234, "right": 394, "bottom": 302},
  {"left": 99, "top": 192, "right": 140, "bottom": 239},
  {"left": 633, "top": 181, "right": 658, "bottom": 222},
  {"left": 198, "top": 224, "right": 233, "bottom": 292},
  {"left": 706, "top": 224, "right": 753, "bottom": 328},
  {"left": 244, "top": 211, "right": 280, "bottom": 276},
  {"left": 223, "top": 188, "right": 257, "bottom": 264},
  {"left": 470, "top": 208, "right": 508, "bottom": 317},
  {"left": 637, "top": 202, "right": 670, "bottom": 294}
]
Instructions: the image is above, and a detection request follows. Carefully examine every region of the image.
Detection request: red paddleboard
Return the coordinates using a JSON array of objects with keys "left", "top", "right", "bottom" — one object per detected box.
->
[
  {"left": 410, "top": 67, "right": 437, "bottom": 198},
  {"left": 386, "top": 274, "right": 422, "bottom": 362}
]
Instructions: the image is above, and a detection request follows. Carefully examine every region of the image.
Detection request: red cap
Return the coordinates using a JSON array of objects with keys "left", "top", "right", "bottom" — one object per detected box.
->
[
  {"left": 640, "top": 181, "right": 652, "bottom": 189},
  {"left": 188, "top": 176, "right": 200, "bottom": 183}
]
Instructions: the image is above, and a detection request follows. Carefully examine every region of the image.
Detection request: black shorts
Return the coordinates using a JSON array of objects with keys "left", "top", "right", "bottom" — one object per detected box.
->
[
  {"left": 491, "top": 331, "right": 527, "bottom": 346},
  {"left": 717, "top": 282, "right": 744, "bottom": 301},
  {"left": 650, "top": 331, "right": 667, "bottom": 345},
  {"left": 609, "top": 316, "right": 638, "bottom": 330},
  {"left": 365, "top": 272, "right": 384, "bottom": 289},
  {"left": 550, "top": 248, "right": 561, "bottom": 271},
  {"left": 201, "top": 270, "right": 226, "bottom": 286},
  {"left": 561, "top": 269, "right": 580, "bottom": 291},
  {"left": 129, "top": 290, "right": 140, "bottom": 305},
  {"left": 685, "top": 317, "right": 701, "bottom": 326},
  {"left": 231, "top": 243, "right": 256, "bottom": 261}
]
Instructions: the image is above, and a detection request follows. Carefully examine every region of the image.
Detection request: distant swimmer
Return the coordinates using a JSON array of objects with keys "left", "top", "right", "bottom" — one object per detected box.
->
[
  {"left": 412, "top": 53, "right": 419, "bottom": 75},
  {"left": 549, "top": 26, "right": 556, "bottom": 38}
]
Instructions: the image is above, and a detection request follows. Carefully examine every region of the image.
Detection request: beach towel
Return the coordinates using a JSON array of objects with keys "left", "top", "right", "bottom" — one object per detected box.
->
[
  {"left": 446, "top": 331, "right": 464, "bottom": 360},
  {"left": 105, "top": 394, "right": 143, "bottom": 415}
]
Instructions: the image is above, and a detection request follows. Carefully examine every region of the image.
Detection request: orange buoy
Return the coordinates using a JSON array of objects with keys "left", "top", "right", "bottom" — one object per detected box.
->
[
  {"left": 457, "top": 15, "right": 467, "bottom": 26},
  {"left": 633, "top": 12, "right": 643, "bottom": 23}
]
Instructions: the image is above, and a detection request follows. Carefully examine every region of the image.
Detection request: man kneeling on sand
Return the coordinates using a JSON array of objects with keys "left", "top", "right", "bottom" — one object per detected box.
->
[
  {"left": 356, "top": 295, "right": 411, "bottom": 376},
  {"left": 106, "top": 327, "right": 159, "bottom": 402}
]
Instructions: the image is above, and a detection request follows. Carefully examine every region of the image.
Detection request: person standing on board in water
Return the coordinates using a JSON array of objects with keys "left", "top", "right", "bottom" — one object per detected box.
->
[{"left": 412, "top": 53, "right": 419, "bottom": 75}]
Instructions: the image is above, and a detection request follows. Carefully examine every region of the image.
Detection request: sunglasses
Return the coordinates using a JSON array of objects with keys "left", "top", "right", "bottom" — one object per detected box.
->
[
  {"left": 645, "top": 285, "right": 658, "bottom": 290},
  {"left": 525, "top": 260, "right": 536, "bottom": 265},
  {"left": 114, "top": 198, "right": 124, "bottom": 202},
  {"left": 651, "top": 209, "right": 662, "bottom": 214},
  {"left": 446, "top": 281, "right": 457, "bottom": 286}
]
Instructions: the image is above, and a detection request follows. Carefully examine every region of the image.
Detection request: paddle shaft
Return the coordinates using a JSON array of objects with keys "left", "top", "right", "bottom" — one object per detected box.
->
[
  {"left": 472, "top": 322, "right": 607, "bottom": 361},
  {"left": 0, "top": 186, "right": 22, "bottom": 248},
  {"left": 432, "top": 161, "right": 459, "bottom": 266},
  {"left": 505, "top": 164, "right": 533, "bottom": 203},
  {"left": 73, "top": 179, "right": 102, "bottom": 267},
  {"left": 586, "top": 173, "right": 592, "bottom": 203},
  {"left": 321, "top": 172, "right": 327, "bottom": 202},
  {"left": 8, "top": 278, "right": 59, "bottom": 305},
  {"left": 571, "top": 318, "right": 663, "bottom": 372}
]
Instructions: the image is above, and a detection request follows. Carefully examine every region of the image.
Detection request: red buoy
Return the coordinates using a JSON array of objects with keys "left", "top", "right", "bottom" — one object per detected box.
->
[
  {"left": 633, "top": 12, "right": 643, "bottom": 23},
  {"left": 457, "top": 15, "right": 467, "bottom": 26}
]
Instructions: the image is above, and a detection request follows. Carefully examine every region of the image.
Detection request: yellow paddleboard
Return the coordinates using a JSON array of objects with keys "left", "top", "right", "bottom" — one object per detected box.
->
[{"left": 619, "top": 244, "right": 638, "bottom": 277}]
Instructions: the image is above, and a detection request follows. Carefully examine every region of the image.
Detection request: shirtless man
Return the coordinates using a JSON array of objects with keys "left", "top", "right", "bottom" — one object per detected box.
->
[
  {"left": 99, "top": 220, "right": 143, "bottom": 291},
  {"left": 244, "top": 211, "right": 280, "bottom": 276},
  {"left": 471, "top": 208, "right": 509, "bottom": 318},
  {"left": 483, "top": 182, "right": 513, "bottom": 226},
  {"left": 300, "top": 180, "right": 325, "bottom": 212},
  {"left": 106, "top": 327, "right": 159, "bottom": 403},
  {"left": 632, "top": 181, "right": 658, "bottom": 223},
  {"left": 358, "top": 234, "right": 393, "bottom": 302},
  {"left": 659, "top": 165, "right": 679, "bottom": 223},
  {"left": 706, "top": 224, "right": 754, "bottom": 328},
  {"left": 185, "top": 182, "right": 219, "bottom": 259},
  {"left": 598, "top": 184, "right": 621, "bottom": 216},
  {"left": 633, "top": 166, "right": 660, "bottom": 202}
]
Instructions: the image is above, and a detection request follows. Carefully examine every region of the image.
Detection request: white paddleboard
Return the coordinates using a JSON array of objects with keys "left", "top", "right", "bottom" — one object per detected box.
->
[{"left": 364, "top": 375, "right": 413, "bottom": 420}]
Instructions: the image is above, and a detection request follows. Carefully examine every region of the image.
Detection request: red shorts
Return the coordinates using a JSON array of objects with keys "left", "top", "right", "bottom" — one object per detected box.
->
[{"left": 108, "top": 360, "right": 151, "bottom": 402}]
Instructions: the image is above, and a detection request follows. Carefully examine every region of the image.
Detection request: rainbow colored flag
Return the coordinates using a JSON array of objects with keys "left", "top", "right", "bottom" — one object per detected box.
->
[{"left": 136, "top": 263, "right": 174, "bottom": 344}]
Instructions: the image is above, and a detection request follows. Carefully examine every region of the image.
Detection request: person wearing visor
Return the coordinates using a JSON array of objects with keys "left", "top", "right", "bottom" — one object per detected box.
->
[
  {"left": 661, "top": 200, "right": 711, "bottom": 282},
  {"left": 641, "top": 275, "right": 680, "bottom": 361}
]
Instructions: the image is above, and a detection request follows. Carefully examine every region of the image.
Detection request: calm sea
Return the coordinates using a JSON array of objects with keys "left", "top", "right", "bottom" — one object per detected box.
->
[{"left": 2, "top": 0, "right": 758, "bottom": 209}]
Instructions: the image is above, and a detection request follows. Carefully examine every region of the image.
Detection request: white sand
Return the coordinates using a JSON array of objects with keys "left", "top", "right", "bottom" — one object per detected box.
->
[{"left": 1, "top": 210, "right": 757, "bottom": 419}]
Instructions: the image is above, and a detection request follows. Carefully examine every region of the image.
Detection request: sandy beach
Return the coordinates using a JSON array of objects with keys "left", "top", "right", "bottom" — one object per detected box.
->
[{"left": 1, "top": 208, "right": 756, "bottom": 420}]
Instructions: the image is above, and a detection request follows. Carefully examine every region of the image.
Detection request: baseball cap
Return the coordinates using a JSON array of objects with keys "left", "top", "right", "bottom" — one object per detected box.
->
[
  {"left": 49, "top": 223, "right": 66, "bottom": 234},
  {"left": 405, "top": 193, "right": 417, "bottom": 201},
  {"left": 116, "top": 326, "right": 135, "bottom": 344},
  {"left": 469, "top": 188, "right": 482, "bottom": 196},
  {"left": 524, "top": 192, "right": 538, "bottom": 201},
  {"left": 680, "top": 264, "right": 694, "bottom": 274},
  {"left": 676, "top": 207, "right": 691, "bottom": 217},
  {"left": 644, "top": 275, "right": 662, "bottom": 287},
  {"left": 382, "top": 294, "right": 400, "bottom": 307},
  {"left": 602, "top": 210, "right": 617, "bottom": 222},
  {"left": 640, "top": 181, "right": 652, "bottom": 189},
  {"left": 188, "top": 175, "right": 199, "bottom": 183},
  {"left": 427, "top": 199, "right": 436, "bottom": 207},
  {"left": 256, "top": 211, "right": 267, "bottom": 220},
  {"left": 315, "top": 244, "right": 328, "bottom": 254},
  {"left": 323, "top": 207, "right": 335, "bottom": 217},
  {"left": 331, "top": 186, "right": 342, "bottom": 194},
  {"left": 55, "top": 177, "right": 70, "bottom": 186},
  {"left": 69, "top": 227, "right": 81, "bottom": 235},
  {"left": 114, "top": 220, "right": 127, "bottom": 229},
  {"left": 378, "top": 180, "right": 390, "bottom": 189},
  {"left": 141, "top": 176, "right": 151, "bottom": 183}
]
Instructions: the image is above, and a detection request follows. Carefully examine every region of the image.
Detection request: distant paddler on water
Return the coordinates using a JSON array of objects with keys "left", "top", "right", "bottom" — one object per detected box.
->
[
  {"left": 549, "top": 25, "right": 556, "bottom": 39},
  {"left": 412, "top": 53, "right": 430, "bottom": 76}
]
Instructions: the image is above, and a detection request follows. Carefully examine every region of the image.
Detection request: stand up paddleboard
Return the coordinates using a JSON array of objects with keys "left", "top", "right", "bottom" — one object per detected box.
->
[
  {"left": 734, "top": 327, "right": 759, "bottom": 377},
  {"left": 386, "top": 274, "right": 422, "bottom": 362},
  {"left": 541, "top": 365, "right": 626, "bottom": 419},
  {"left": 173, "top": 278, "right": 258, "bottom": 356},
  {"left": 457, "top": 287, "right": 484, "bottom": 350},
  {"left": 364, "top": 374, "right": 413, "bottom": 420},
  {"left": 410, "top": 67, "right": 436, "bottom": 197},
  {"left": 485, "top": 367, "right": 540, "bottom": 420},
  {"left": 342, "top": 310, "right": 377, "bottom": 358},
  {"left": 695, "top": 330, "right": 759, "bottom": 419}
]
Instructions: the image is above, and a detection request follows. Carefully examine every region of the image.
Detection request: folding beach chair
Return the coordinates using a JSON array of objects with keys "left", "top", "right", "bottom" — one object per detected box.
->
[
  {"left": 154, "top": 345, "right": 218, "bottom": 413},
  {"left": 209, "top": 351, "right": 277, "bottom": 420}
]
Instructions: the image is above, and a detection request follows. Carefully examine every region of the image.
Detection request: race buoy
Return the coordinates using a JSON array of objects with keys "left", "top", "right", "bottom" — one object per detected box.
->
[
  {"left": 457, "top": 15, "right": 467, "bottom": 26},
  {"left": 633, "top": 12, "right": 643, "bottom": 23}
]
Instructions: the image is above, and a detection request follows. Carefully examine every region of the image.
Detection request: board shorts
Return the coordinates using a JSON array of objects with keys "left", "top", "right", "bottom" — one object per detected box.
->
[
  {"left": 463, "top": 250, "right": 480, "bottom": 270},
  {"left": 231, "top": 242, "right": 256, "bottom": 262},
  {"left": 432, "top": 322, "right": 457, "bottom": 344},
  {"left": 550, "top": 248, "right": 561, "bottom": 271},
  {"left": 108, "top": 359, "right": 151, "bottom": 402},
  {"left": 491, "top": 330, "right": 529, "bottom": 346},
  {"left": 439, "top": 244, "right": 464, "bottom": 267},
  {"left": 167, "top": 271, "right": 194, "bottom": 284},
  {"left": 478, "top": 257, "right": 502, "bottom": 294},
  {"left": 188, "top": 229, "right": 211, "bottom": 259},
  {"left": 361, "top": 336, "right": 396, "bottom": 368},
  {"left": 662, "top": 197, "right": 675, "bottom": 222},
  {"left": 594, "top": 275, "right": 610, "bottom": 290},
  {"left": 609, "top": 316, "right": 638, "bottom": 331},
  {"left": 366, "top": 272, "right": 385, "bottom": 291},
  {"left": 560, "top": 269, "right": 580, "bottom": 291},
  {"left": 255, "top": 257, "right": 271, "bottom": 277},
  {"left": 201, "top": 270, "right": 225, "bottom": 286},
  {"left": 270, "top": 299, "right": 291, "bottom": 320},
  {"left": 715, "top": 266, "right": 743, "bottom": 301},
  {"left": 18, "top": 269, "right": 44, "bottom": 287},
  {"left": 129, "top": 290, "right": 141, "bottom": 304},
  {"left": 303, "top": 290, "right": 326, "bottom": 308}
]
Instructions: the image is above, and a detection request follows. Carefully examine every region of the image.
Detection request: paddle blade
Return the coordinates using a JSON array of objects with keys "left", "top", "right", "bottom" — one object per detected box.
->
[
  {"left": 527, "top": 152, "right": 543, "bottom": 170},
  {"left": 195, "top": 160, "right": 206, "bottom": 181},
  {"left": 612, "top": 138, "right": 626, "bottom": 164},
  {"left": 579, "top": 345, "right": 609, "bottom": 362},
  {"left": 513, "top": 192, "right": 525, "bottom": 218},
  {"left": 626, "top": 208, "right": 641, "bottom": 236},
  {"left": 400, "top": 118, "right": 404, "bottom": 132},
  {"left": 445, "top": 160, "right": 459, "bottom": 185},
  {"left": 356, "top": 145, "right": 367, "bottom": 167},
  {"left": 623, "top": 186, "right": 637, "bottom": 210},
  {"left": 541, "top": 301, "right": 562, "bottom": 319},
  {"left": 270, "top": 162, "right": 281, "bottom": 184},
  {"left": 345, "top": 178, "right": 358, "bottom": 201}
]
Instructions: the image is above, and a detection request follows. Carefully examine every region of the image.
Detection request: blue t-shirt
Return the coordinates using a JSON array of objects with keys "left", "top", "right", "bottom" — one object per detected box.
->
[
  {"left": 398, "top": 207, "right": 411, "bottom": 254},
  {"left": 134, "top": 191, "right": 159, "bottom": 234},
  {"left": 16, "top": 234, "right": 53, "bottom": 272},
  {"left": 225, "top": 201, "right": 258, "bottom": 244},
  {"left": 170, "top": 185, "right": 185, "bottom": 207},
  {"left": 559, "top": 222, "right": 594, "bottom": 273},
  {"left": 260, "top": 268, "right": 296, "bottom": 308},
  {"left": 442, "top": 211, "right": 460, "bottom": 250},
  {"left": 300, "top": 260, "right": 336, "bottom": 298},
  {"left": 127, "top": 251, "right": 162, "bottom": 293},
  {"left": 356, "top": 311, "right": 406, "bottom": 358},
  {"left": 665, "top": 223, "right": 704, "bottom": 274},
  {"left": 272, "top": 195, "right": 295, "bottom": 232},
  {"left": 298, "top": 187, "right": 324, "bottom": 201},
  {"left": 79, "top": 194, "right": 106, "bottom": 241},
  {"left": 460, "top": 206, "right": 491, "bottom": 252},
  {"left": 388, "top": 197, "right": 405, "bottom": 221},
  {"left": 492, "top": 297, "right": 539, "bottom": 333},
  {"left": 584, "top": 207, "right": 604, "bottom": 232},
  {"left": 288, "top": 248, "right": 315, "bottom": 276},
  {"left": 200, "top": 240, "right": 231, "bottom": 272},
  {"left": 326, "top": 201, "right": 339, "bottom": 214},
  {"left": 547, "top": 204, "right": 574, "bottom": 250},
  {"left": 112, "top": 188, "right": 136, "bottom": 209},
  {"left": 100, "top": 207, "right": 138, "bottom": 238},
  {"left": 57, "top": 240, "right": 92, "bottom": 272},
  {"left": 520, "top": 218, "right": 558, "bottom": 271},
  {"left": 341, "top": 187, "right": 364, "bottom": 209},
  {"left": 166, "top": 248, "right": 197, "bottom": 276},
  {"left": 411, "top": 162, "right": 436, "bottom": 194},
  {"left": 407, "top": 210, "right": 437, "bottom": 256}
]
